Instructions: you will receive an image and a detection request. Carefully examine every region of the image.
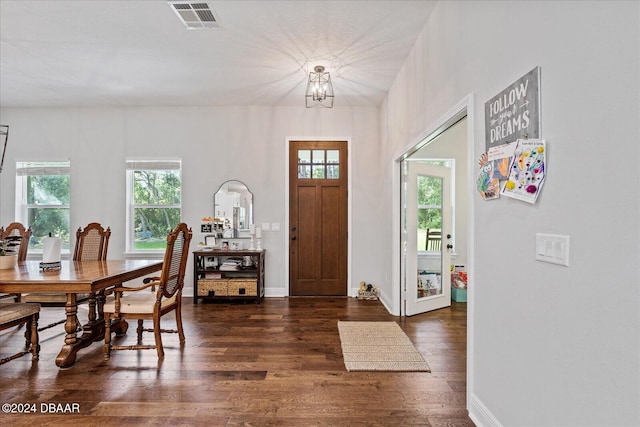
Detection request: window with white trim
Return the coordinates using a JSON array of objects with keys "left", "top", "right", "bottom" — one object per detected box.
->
[
  {"left": 126, "top": 160, "right": 182, "bottom": 253},
  {"left": 15, "top": 161, "right": 71, "bottom": 253}
]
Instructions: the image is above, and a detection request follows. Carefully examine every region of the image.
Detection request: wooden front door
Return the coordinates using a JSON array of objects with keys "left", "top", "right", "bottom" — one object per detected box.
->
[{"left": 289, "top": 141, "right": 348, "bottom": 296}]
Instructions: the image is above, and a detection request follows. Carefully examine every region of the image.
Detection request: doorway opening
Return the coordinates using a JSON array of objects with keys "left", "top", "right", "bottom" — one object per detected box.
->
[{"left": 400, "top": 115, "right": 468, "bottom": 316}]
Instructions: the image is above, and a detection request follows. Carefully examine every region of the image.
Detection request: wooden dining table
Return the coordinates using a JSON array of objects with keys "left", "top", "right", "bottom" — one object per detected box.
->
[{"left": 0, "top": 259, "right": 162, "bottom": 368}]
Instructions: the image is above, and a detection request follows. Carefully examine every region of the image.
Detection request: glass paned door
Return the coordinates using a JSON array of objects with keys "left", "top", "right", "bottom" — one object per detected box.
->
[{"left": 404, "top": 162, "right": 452, "bottom": 316}]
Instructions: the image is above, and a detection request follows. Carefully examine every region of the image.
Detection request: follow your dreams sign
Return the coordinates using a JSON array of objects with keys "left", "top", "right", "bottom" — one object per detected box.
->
[{"left": 485, "top": 67, "right": 541, "bottom": 150}]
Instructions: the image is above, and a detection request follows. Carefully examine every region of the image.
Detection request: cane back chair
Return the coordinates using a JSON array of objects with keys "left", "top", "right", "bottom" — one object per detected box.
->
[
  {"left": 0, "top": 222, "right": 32, "bottom": 261},
  {"left": 103, "top": 223, "right": 192, "bottom": 360},
  {"left": 23, "top": 222, "right": 111, "bottom": 331},
  {"left": 0, "top": 222, "right": 32, "bottom": 302}
]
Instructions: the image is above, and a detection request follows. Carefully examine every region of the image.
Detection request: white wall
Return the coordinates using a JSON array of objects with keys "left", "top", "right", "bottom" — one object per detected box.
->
[
  {"left": 0, "top": 105, "right": 387, "bottom": 298},
  {"left": 381, "top": 1, "right": 639, "bottom": 426}
]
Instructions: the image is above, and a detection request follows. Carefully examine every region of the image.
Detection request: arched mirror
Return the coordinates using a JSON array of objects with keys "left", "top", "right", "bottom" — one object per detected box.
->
[{"left": 213, "top": 180, "right": 253, "bottom": 239}]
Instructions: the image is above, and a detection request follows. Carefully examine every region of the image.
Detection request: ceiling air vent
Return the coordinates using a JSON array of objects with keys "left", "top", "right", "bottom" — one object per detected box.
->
[{"left": 168, "top": 1, "right": 219, "bottom": 29}]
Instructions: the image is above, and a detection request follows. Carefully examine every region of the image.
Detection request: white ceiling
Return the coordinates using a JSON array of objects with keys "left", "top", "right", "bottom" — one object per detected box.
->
[{"left": 0, "top": 0, "right": 436, "bottom": 108}]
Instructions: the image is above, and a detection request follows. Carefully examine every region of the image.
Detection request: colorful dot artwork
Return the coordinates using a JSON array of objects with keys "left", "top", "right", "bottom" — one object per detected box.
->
[{"left": 501, "top": 139, "right": 546, "bottom": 203}]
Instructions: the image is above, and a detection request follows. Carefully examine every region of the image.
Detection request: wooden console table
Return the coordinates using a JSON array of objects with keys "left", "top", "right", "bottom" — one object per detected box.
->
[{"left": 193, "top": 249, "right": 265, "bottom": 303}]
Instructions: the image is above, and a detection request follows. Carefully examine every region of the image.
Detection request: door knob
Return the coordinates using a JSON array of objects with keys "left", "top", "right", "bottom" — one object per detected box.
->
[
  {"left": 291, "top": 236, "right": 296, "bottom": 241},
  {"left": 447, "top": 234, "right": 451, "bottom": 239},
  {"left": 446, "top": 244, "right": 453, "bottom": 249}
]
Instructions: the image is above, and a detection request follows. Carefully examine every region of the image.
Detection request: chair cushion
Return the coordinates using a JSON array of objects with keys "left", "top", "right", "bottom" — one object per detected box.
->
[
  {"left": 0, "top": 303, "right": 40, "bottom": 325},
  {"left": 103, "top": 292, "right": 177, "bottom": 314},
  {"left": 23, "top": 293, "right": 90, "bottom": 304}
]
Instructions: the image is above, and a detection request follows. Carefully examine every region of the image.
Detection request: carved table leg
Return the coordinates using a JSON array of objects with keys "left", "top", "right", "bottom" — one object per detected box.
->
[
  {"left": 96, "top": 290, "right": 105, "bottom": 320},
  {"left": 64, "top": 293, "right": 78, "bottom": 345},
  {"left": 55, "top": 292, "right": 109, "bottom": 367},
  {"left": 89, "top": 290, "right": 107, "bottom": 342},
  {"left": 88, "top": 292, "right": 97, "bottom": 322},
  {"left": 55, "top": 293, "right": 79, "bottom": 367}
]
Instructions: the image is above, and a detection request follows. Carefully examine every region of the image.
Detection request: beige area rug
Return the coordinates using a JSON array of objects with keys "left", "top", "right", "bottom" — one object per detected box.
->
[{"left": 337, "top": 321, "right": 431, "bottom": 372}]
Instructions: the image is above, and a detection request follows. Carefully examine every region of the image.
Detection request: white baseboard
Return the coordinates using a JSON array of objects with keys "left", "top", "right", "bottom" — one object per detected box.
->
[
  {"left": 186, "top": 286, "right": 388, "bottom": 302},
  {"left": 185, "top": 286, "right": 287, "bottom": 298},
  {"left": 468, "top": 393, "right": 503, "bottom": 427},
  {"left": 377, "top": 289, "right": 392, "bottom": 313},
  {"left": 264, "top": 287, "right": 287, "bottom": 297}
]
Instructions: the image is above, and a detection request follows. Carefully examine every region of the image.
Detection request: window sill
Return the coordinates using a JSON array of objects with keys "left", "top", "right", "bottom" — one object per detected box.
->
[
  {"left": 417, "top": 251, "right": 458, "bottom": 257},
  {"left": 123, "top": 252, "right": 164, "bottom": 260},
  {"left": 26, "top": 253, "right": 71, "bottom": 261}
]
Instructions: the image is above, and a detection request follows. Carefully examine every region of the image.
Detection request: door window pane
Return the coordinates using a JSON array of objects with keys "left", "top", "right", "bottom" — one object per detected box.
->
[
  {"left": 416, "top": 174, "right": 443, "bottom": 298},
  {"left": 326, "top": 150, "right": 339, "bottom": 164},
  {"left": 298, "top": 165, "right": 311, "bottom": 179},
  {"left": 417, "top": 270, "right": 442, "bottom": 298},
  {"left": 312, "top": 165, "right": 325, "bottom": 179},
  {"left": 418, "top": 209, "right": 442, "bottom": 250},
  {"left": 417, "top": 175, "right": 442, "bottom": 252},
  {"left": 418, "top": 176, "right": 442, "bottom": 205},
  {"left": 298, "top": 150, "right": 311, "bottom": 164},
  {"left": 312, "top": 150, "right": 325, "bottom": 163}
]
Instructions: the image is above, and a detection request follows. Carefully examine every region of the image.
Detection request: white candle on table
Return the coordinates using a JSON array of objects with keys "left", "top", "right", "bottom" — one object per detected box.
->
[{"left": 255, "top": 226, "right": 262, "bottom": 239}]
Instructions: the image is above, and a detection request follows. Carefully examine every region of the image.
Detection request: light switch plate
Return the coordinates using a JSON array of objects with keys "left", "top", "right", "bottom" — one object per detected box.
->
[
  {"left": 535, "top": 233, "right": 569, "bottom": 266},
  {"left": 271, "top": 223, "right": 280, "bottom": 231},
  {"left": 261, "top": 223, "right": 270, "bottom": 231}
]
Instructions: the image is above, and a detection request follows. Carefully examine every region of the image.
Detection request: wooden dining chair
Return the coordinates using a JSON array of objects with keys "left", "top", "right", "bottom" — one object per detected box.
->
[
  {"left": 0, "top": 303, "right": 40, "bottom": 364},
  {"left": 23, "top": 222, "right": 111, "bottom": 331},
  {"left": 425, "top": 228, "right": 442, "bottom": 251},
  {"left": 72, "top": 222, "right": 111, "bottom": 261},
  {"left": 0, "top": 222, "right": 32, "bottom": 261},
  {"left": 0, "top": 222, "right": 32, "bottom": 303},
  {"left": 103, "top": 223, "right": 192, "bottom": 360}
]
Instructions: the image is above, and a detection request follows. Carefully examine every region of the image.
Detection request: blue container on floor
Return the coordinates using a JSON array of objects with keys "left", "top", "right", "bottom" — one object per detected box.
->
[{"left": 451, "top": 286, "right": 467, "bottom": 302}]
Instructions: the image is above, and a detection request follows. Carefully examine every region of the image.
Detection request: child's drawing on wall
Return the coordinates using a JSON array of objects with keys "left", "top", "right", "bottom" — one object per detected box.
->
[
  {"left": 501, "top": 139, "right": 546, "bottom": 203},
  {"left": 477, "top": 152, "right": 500, "bottom": 200}
]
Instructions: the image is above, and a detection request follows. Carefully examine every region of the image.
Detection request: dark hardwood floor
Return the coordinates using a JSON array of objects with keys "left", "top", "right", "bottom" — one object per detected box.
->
[{"left": 1, "top": 297, "right": 473, "bottom": 426}]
